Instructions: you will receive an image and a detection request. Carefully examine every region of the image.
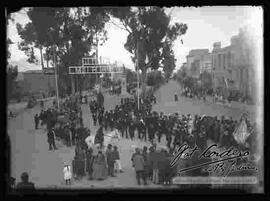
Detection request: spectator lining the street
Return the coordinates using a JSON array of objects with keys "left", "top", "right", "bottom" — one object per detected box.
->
[
  {"left": 132, "top": 148, "right": 146, "bottom": 185},
  {"left": 63, "top": 162, "right": 72, "bottom": 185},
  {"left": 92, "top": 150, "right": 108, "bottom": 180},
  {"left": 16, "top": 172, "right": 35, "bottom": 191},
  {"left": 112, "top": 146, "right": 124, "bottom": 174},
  {"left": 106, "top": 144, "right": 116, "bottom": 177}
]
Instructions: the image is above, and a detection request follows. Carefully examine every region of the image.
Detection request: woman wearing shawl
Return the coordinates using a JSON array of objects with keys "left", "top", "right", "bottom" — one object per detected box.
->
[{"left": 92, "top": 150, "right": 108, "bottom": 180}]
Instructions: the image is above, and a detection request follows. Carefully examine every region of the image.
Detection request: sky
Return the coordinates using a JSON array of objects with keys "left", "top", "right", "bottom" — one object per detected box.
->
[{"left": 7, "top": 6, "right": 263, "bottom": 72}]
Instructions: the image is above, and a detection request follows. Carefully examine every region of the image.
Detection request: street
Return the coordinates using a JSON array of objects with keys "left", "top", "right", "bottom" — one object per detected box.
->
[{"left": 8, "top": 80, "right": 260, "bottom": 188}]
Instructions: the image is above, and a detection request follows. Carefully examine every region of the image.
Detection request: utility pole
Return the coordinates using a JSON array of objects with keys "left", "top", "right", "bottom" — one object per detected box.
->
[
  {"left": 48, "top": 27, "right": 60, "bottom": 109},
  {"left": 136, "top": 39, "right": 140, "bottom": 110},
  {"left": 53, "top": 44, "right": 60, "bottom": 109},
  {"left": 96, "top": 34, "right": 99, "bottom": 87}
]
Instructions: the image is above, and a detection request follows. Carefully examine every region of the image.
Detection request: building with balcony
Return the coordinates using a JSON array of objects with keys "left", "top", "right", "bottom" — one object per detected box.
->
[{"left": 212, "top": 27, "right": 256, "bottom": 99}]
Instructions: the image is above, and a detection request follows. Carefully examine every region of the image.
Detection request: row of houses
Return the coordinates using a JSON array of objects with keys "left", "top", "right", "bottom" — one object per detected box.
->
[
  {"left": 15, "top": 70, "right": 56, "bottom": 98},
  {"left": 182, "top": 27, "right": 256, "bottom": 99},
  {"left": 14, "top": 65, "right": 127, "bottom": 97}
]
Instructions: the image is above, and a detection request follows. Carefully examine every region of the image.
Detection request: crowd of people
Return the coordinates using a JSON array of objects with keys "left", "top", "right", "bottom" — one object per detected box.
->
[
  {"left": 129, "top": 112, "right": 257, "bottom": 185},
  {"left": 23, "top": 88, "right": 257, "bottom": 188},
  {"left": 68, "top": 133, "right": 124, "bottom": 181},
  {"left": 181, "top": 86, "right": 254, "bottom": 105},
  {"left": 181, "top": 86, "right": 208, "bottom": 101},
  {"left": 85, "top": 90, "right": 257, "bottom": 186}
]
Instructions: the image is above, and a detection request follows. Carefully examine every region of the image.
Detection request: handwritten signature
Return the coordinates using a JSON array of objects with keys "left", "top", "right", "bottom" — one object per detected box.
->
[
  {"left": 170, "top": 143, "right": 257, "bottom": 176},
  {"left": 201, "top": 160, "right": 258, "bottom": 177}
]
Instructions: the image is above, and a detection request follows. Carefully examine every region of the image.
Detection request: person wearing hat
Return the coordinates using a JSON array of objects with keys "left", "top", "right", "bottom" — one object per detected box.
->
[
  {"left": 174, "top": 92, "right": 178, "bottom": 102},
  {"left": 112, "top": 146, "right": 124, "bottom": 173},
  {"left": 95, "top": 126, "right": 104, "bottom": 147},
  {"left": 128, "top": 118, "right": 135, "bottom": 140},
  {"left": 124, "top": 113, "right": 130, "bottom": 139},
  {"left": 47, "top": 127, "right": 57, "bottom": 151},
  {"left": 9, "top": 177, "right": 16, "bottom": 191},
  {"left": 16, "top": 172, "right": 35, "bottom": 190},
  {"left": 92, "top": 107, "right": 98, "bottom": 126},
  {"left": 149, "top": 145, "right": 160, "bottom": 184},
  {"left": 34, "top": 113, "right": 39, "bottom": 130},
  {"left": 103, "top": 111, "right": 109, "bottom": 131},
  {"left": 132, "top": 148, "right": 146, "bottom": 185},
  {"left": 63, "top": 162, "right": 72, "bottom": 185},
  {"left": 138, "top": 118, "right": 147, "bottom": 142},
  {"left": 106, "top": 144, "right": 116, "bottom": 177},
  {"left": 85, "top": 145, "right": 94, "bottom": 180},
  {"left": 98, "top": 110, "right": 103, "bottom": 126}
]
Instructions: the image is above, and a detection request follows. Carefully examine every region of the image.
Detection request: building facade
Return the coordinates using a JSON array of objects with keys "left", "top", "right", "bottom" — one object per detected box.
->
[
  {"left": 212, "top": 42, "right": 232, "bottom": 96},
  {"left": 186, "top": 49, "right": 209, "bottom": 78},
  {"left": 200, "top": 53, "right": 212, "bottom": 74},
  {"left": 212, "top": 28, "right": 256, "bottom": 99},
  {"left": 16, "top": 70, "right": 56, "bottom": 96}
]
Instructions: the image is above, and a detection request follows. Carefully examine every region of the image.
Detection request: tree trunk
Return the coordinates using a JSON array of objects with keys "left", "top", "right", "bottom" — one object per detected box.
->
[
  {"left": 141, "top": 67, "right": 147, "bottom": 99},
  {"left": 45, "top": 47, "right": 49, "bottom": 68},
  {"left": 40, "top": 46, "right": 44, "bottom": 69}
]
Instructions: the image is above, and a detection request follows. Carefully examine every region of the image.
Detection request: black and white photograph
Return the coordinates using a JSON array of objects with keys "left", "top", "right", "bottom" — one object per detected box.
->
[{"left": 6, "top": 6, "right": 264, "bottom": 193}]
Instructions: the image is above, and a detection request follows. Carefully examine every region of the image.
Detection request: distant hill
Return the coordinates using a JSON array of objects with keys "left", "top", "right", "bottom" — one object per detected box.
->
[{"left": 9, "top": 59, "right": 41, "bottom": 72}]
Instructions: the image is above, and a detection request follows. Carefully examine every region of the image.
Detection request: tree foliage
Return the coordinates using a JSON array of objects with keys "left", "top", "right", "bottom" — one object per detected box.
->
[
  {"left": 16, "top": 7, "right": 110, "bottom": 93},
  {"left": 106, "top": 7, "right": 187, "bottom": 97},
  {"left": 7, "top": 65, "right": 19, "bottom": 100},
  {"left": 175, "top": 64, "right": 187, "bottom": 84},
  {"left": 7, "top": 38, "right": 13, "bottom": 60},
  {"left": 146, "top": 70, "right": 164, "bottom": 87},
  {"left": 7, "top": 16, "right": 19, "bottom": 101},
  {"left": 108, "top": 7, "right": 187, "bottom": 71},
  {"left": 161, "top": 43, "right": 176, "bottom": 80},
  {"left": 125, "top": 68, "right": 137, "bottom": 84}
]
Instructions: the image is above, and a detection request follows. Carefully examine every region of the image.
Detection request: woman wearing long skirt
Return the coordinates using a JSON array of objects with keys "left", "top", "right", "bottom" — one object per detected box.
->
[{"left": 92, "top": 151, "right": 108, "bottom": 180}]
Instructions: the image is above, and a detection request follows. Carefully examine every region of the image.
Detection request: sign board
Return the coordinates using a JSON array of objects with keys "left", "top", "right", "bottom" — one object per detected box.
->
[{"left": 69, "top": 65, "right": 124, "bottom": 74}]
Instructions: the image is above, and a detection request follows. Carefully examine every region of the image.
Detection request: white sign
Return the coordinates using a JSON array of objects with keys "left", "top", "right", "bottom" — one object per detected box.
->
[{"left": 69, "top": 65, "right": 125, "bottom": 74}]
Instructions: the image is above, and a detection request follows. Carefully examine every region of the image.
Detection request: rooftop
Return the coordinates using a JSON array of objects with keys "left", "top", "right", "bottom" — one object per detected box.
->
[
  {"left": 23, "top": 70, "right": 44, "bottom": 74},
  {"left": 188, "top": 49, "right": 209, "bottom": 56},
  {"left": 212, "top": 45, "right": 231, "bottom": 53}
]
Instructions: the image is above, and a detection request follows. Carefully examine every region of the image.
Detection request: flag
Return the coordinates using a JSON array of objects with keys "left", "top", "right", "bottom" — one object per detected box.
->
[{"left": 233, "top": 118, "right": 251, "bottom": 145}]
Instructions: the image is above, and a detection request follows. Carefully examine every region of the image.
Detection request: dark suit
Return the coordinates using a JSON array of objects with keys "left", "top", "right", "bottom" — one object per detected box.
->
[
  {"left": 106, "top": 149, "right": 115, "bottom": 176},
  {"left": 47, "top": 130, "right": 57, "bottom": 150},
  {"left": 16, "top": 182, "right": 35, "bottom": 191}
]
